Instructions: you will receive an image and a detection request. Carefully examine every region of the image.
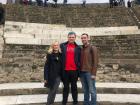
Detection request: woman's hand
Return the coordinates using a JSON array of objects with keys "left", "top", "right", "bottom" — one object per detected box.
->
[
  {"left": 44, "top": 80, "right": 48, "bottom": 87},
  {"left": 44, "top": 80, "right": 47, "bottom": 83}
]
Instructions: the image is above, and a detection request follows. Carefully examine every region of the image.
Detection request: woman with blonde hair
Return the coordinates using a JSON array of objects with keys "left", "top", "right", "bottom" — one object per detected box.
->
[{"left": 44, "top": 41, "right": 62, "bottom": 105}]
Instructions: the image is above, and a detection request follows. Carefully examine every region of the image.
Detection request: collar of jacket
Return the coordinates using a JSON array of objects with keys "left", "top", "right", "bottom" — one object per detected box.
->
[
  {"left": 82, "top": 43, "right": 90, "bottom": 48},
  {"left": 63, "top": 41, "right": 78, "bottom": 46}
]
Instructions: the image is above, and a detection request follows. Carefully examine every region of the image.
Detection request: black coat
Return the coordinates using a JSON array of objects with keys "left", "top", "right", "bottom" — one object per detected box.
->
[
  {"left": 0, "top": 5, "right": 5, "bottom": 25},
  {"left": 44, "top": 52, "right": 62, "bottom": 88}
]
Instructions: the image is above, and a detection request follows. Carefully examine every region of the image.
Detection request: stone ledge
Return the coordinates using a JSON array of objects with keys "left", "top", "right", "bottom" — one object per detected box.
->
[
  {"left": 5, "top": 37, "right": 82, "bottom": 45},
  {"left": 4, "top": 21, "right": 140, "bottom": 36},
  {"left": 100, "top": 59, "right": 140, "bottom": 64},
  {"left": 0, "top": 94, "right": 140, "bottom": 105},
  {"left": 1, "top": 82, "right": 140, "bottom": 90},
  {"left": 0, "top": 87, "right": 140, "bottom": 96}
]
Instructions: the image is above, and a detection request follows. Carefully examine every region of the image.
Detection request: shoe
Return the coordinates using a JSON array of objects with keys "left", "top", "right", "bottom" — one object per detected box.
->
[
  {"left": 73, "top": 102, "right": 78, "bottom": 105},
  {"left": 62, "top": 103, "right": 66, "bottom": 105}
]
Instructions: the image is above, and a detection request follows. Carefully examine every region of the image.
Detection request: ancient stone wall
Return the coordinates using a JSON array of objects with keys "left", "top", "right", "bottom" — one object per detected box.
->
[
  {"left": 0, "top": 3, "right": 140, "bottom": 83},
  {"left": 0, "top": 34, "right": 139, "bottom": 83},
  {"left": 0, "top": 45, "right": 47, "bottom": 83},
  {"left": 1, "top": 22, "right": 47, "bottom": 83},
  {"left": 91, "top": 34, "right": 140, "bottom": 82}
]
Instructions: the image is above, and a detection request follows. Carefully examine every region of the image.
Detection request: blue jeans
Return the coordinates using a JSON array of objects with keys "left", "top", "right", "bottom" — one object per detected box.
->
[{"left": 80, "top": 71, "right": 97, "bottom": 105}]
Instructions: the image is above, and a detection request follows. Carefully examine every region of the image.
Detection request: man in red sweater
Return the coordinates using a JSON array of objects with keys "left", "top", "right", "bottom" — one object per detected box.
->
[{"left": 60, "top": 32, "right": 81, "bottom": 105}]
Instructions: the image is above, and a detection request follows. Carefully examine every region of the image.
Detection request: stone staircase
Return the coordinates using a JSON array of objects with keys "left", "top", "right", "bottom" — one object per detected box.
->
[
  {"left": 4, "top": 4, "right": 136, "bottom": 27},
  {"left": 0, "top": 82, "right": 140, "bottom": 105},
  {"left": 131, "top": 5, "right": 140, "bottom": 28},
  {"left": 4, "top": 21, "right": 140, "bottom": 46}
]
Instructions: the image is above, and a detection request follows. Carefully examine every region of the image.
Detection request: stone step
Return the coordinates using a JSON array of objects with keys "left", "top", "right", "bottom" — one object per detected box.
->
[
  {"left": 0, "top": 82, "right": 140, "bottom": 96},
  {"left": 5, "top": 37, "right": 82, "bottom": 45},
  {"left": 0, "top": 94, "right": 140, "bottom": 105}
]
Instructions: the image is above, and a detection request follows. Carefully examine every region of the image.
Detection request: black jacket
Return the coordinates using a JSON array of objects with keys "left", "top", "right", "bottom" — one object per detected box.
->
[
  {"left": 44, "top": 52, "right": 62, "bottom": 88},
  {"left": 0, "top": 5, "right": 5, "bottom": 25},
  {"left": 60, "top": 41, "right": 81, "bottom": 71}
]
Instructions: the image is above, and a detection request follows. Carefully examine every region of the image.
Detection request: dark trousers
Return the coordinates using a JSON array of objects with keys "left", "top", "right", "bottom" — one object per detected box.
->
[
  {"left": 62, "top": 70, "right": 78, "bottom": 105},
  {"left": 47, "top": 77, "right": 61, "bottom": 105}
]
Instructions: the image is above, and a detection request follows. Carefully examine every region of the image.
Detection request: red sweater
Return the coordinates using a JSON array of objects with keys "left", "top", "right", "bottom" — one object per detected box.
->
[{"left": 65, "top": 43, "right": 77, "bottom": 70}]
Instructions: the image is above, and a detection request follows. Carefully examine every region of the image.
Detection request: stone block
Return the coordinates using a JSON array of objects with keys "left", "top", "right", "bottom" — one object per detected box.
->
[
  {"left": 112, "top": 64, "right": 119, "bottom": 70},
  {"left": 5, "top": 37, "right": 41, "bottom": 45},
  {"left": 4, "top": 33, "right": 34, "bottom": 38},
  {"left": 4, "top": 22, "right": 24, "bottom": 33}
]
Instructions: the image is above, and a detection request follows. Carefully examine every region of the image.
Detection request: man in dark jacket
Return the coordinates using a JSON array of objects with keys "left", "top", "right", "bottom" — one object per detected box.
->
[
  {"left": 60, "top": 32, "right": 81, "bottom": 105},
  {"left": 53, "top": 0, "right": 57, "bottom": 7},
  {"left": 127, "top": 0, "right": 132, "bottom": 7},
  {"left": 63, "top": 0, "right": 67, "bottom": 5},
  {"left": 0, "top": 3, "right": 5, "bottom": 25},
  {"left": 44, "top": 0, "right": 48, "bottom": 7},
  {"left": 109, "top": 0, "right": 113, "bottom": 8},
  {"left": 36, "top": 0, "right": 43, "bottom": 6}
]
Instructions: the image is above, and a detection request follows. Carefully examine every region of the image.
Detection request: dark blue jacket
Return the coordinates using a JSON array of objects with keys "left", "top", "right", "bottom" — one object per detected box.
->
[{"left": 60, "top": 41, "right": 81, "bottom": 71}]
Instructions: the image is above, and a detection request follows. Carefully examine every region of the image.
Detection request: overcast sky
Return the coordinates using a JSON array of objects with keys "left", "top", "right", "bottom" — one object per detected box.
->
[{"left": 0, "top": 0, "right": 109, "bottom": 4}]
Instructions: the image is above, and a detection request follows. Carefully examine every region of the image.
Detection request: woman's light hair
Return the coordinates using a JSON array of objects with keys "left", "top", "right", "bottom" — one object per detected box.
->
[{"left": 48, "top": 41, "right": 61, "bottom": 54}]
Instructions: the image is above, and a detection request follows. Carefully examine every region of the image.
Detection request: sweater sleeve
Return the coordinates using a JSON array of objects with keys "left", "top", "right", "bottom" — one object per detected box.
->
[
  {"left": 44, "top": 54, "right": 50, "bottom": 80},
  {"left": 91, "top": 46, "right": 99, "bottom": 76},
  {"left": 78, "top": 47, "right": 81, "bottom": 70}
]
